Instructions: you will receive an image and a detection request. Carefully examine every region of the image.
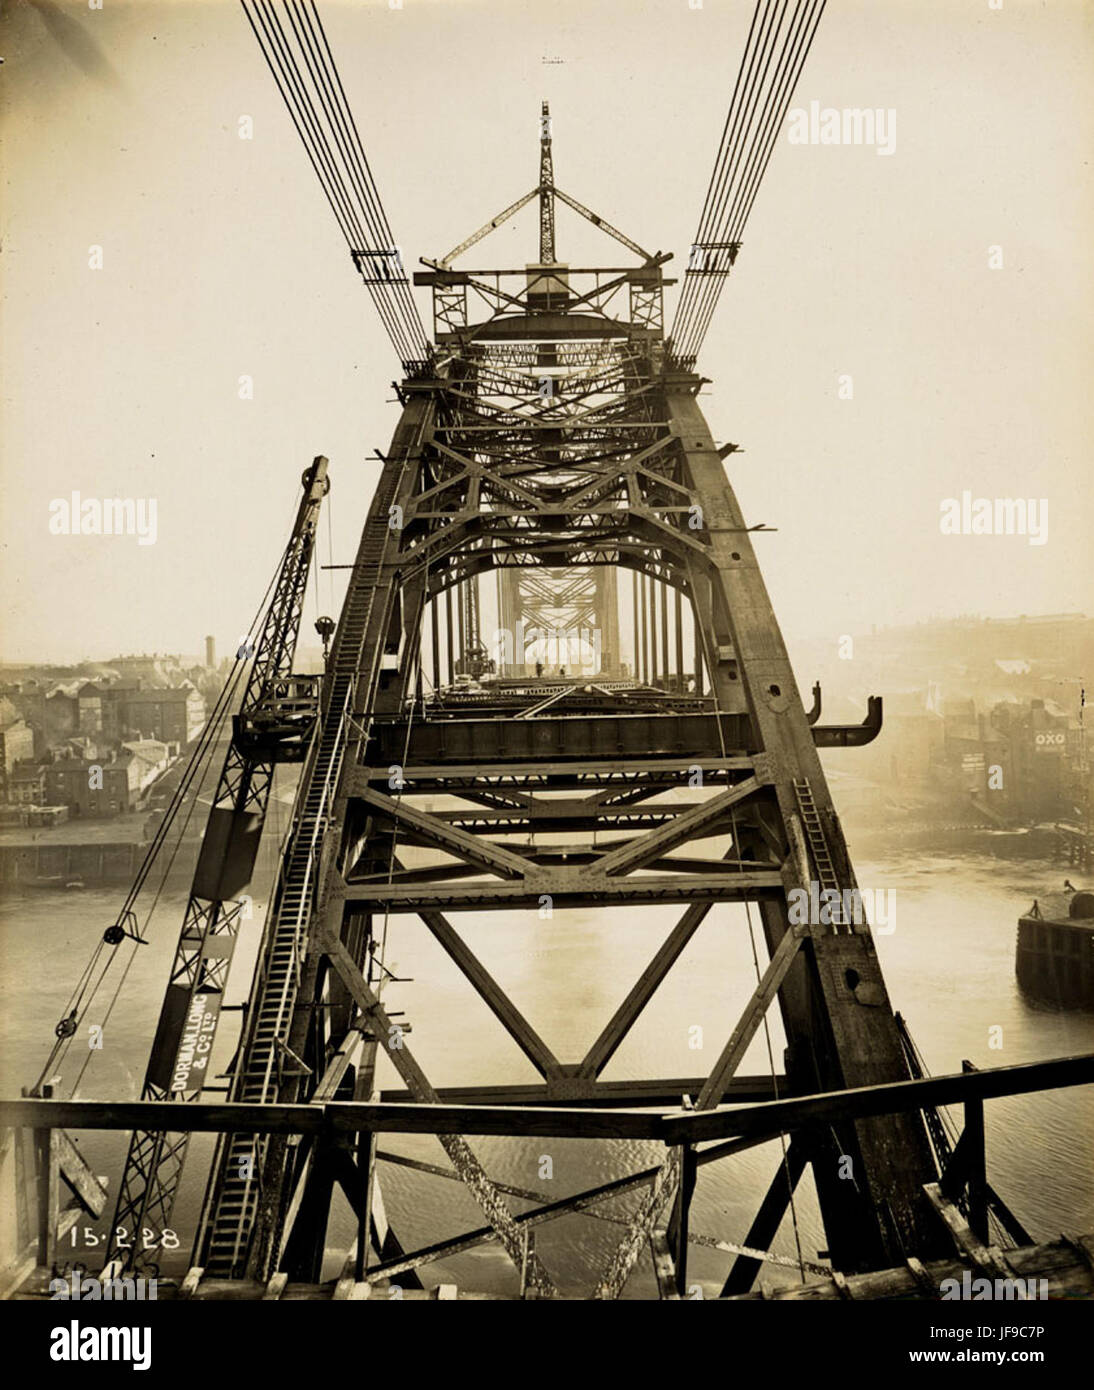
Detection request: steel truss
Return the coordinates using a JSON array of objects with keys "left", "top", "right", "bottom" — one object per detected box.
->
[
  {"left": 160, "top": 118, "right": 978, "bottom": 1301},
  {"left": 8, "top": 1052, "right": 1090, "bottom": 1299}
]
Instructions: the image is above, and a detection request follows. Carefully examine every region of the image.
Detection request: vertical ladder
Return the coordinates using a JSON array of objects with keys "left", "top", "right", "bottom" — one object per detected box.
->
[{"left": 793, "top": 777, "right": 844, "bottom": 927}]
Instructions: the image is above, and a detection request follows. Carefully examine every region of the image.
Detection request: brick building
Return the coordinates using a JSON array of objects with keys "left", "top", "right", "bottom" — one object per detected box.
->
[
  {"left": 117, "top": 684, "right": 206, "bottom": 745},
  {"left": 44, "top": 755, "right": 142, "bottom": 817},
  {"left": 989, "top": 698, "right": 1076, "bottom": 821}
]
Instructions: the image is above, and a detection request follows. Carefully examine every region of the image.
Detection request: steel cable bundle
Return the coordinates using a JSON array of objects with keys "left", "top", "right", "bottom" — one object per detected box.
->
[
  {"left": 669, "top": 0, "right": 827, "bottom": 366},
  {"left": 241, "top": 0, "right": 431, "bottom": 368}
]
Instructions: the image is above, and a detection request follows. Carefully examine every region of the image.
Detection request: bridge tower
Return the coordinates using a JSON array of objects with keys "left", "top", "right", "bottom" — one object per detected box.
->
[{"left": 182, "top": 110, "right": 945, "bottom": 1298}]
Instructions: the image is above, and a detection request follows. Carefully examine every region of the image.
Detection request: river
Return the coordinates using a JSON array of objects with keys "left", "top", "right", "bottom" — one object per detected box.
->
[{"left": 1, "top": 841, "right": 1091, "bottom": 1299}]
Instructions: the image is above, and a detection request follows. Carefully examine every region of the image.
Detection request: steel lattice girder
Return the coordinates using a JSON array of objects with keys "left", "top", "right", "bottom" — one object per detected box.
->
[
  {"left": 188, "top": 259, "right": 948, "bottom": 1296},
  {"left": 204, "top": 366, "right": 934, "bottom": 1296}
]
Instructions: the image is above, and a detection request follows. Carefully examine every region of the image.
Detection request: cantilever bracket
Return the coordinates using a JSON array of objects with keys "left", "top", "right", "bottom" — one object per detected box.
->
[{"left": 812, "top": 696, "right": 883, "bottom": 748}]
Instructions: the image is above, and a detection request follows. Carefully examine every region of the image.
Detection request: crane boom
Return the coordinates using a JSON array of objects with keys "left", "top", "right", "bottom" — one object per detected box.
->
[
  {"left": 539, "top": 100, "right": 556, "bottom": 264},
  {"left": 104, "top": 457, "right": 330, "bottom": 1273}
]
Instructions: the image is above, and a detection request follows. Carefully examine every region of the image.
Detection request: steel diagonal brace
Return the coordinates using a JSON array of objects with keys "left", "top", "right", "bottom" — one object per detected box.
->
[
  {"left": 578, "top": 899, "right": 714, "bottom": 1079},
  {"left": 417, "top": 908, "right": 563, "bottom": 1079},
  {"left": 595, "top": 775, "right": 762, "bottom": 876},
  {"left": 634, "top": 467, "right": 696, "bottom": 503},
  {"left": 561, "top": 472, "right": 630, "bottom": 513},
  {"left": 368, "top": 1166, "right": 668, "bottom": 1284},
  {"left": 400, "top": 521, "right": 478, "bottom": 578},
  {"left": 433, "top": 188, "right": 540, "bottom": 268},
  {"left": 360, "top": 786, "right": 532, "bottom": 877},
  {"left": 366, "top": 1135, "right": 816, "bottom": 1284},
  {"left": 323, "top": 936, "right": 558, "bottom": 1297},
  {"left": 513, "top": 688, "right": 571, "bottom": 721},
  {"left": 556, "top": 269, "right": 639, "bottom": 318},
  {"left": 403, "top": 467, "right": 471, "bottom": 513},
  {"left": 431, "top": 440, "right": 546, "bottom": 509},
  {"left": 551, "top": 186, "right": 653, "bottom": 260},
  {"left": 628, "top": 505, "right": 712, "bottom": 559},
  {"left": 592, "top": 923, "right": 808, "bottom": 1298},
  {"left": 593, "top": 1152, "right": 682, "bottom": 1299},
  {"left": 477, "top": 468, "right": 549, "bottom": 510},
  {"left": 694, "top": 923, "right": 808, "bottom": 1111}
]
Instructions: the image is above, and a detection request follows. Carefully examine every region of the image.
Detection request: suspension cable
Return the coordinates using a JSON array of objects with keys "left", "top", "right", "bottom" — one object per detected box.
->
[
  {"left": 240, "top": 0, "right": 431, "bottom": 368},
  {"left": 669, "top": 0, "right": 827, "bottom": 366}
]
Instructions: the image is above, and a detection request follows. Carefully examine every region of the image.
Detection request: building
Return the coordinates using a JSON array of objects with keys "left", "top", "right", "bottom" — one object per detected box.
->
[
  {"left": 53, "top": 734, "right": 101, "bottom": 763},
  {"left": 933, "top": 716, "right": 1010, "bottom": 806},
  {"left": 117, "top": 684, "right": 206, "bottom": 745},
  {"left": 0, "top": 714, "right": 35, "bottom": 785},
  {"left": 1, "top": 684, "right": 79, "bottom": 751},
  {"left": 0, "top": 681, "right": 47, "bottom": 737},
  {"left": 990, "top": 698, "right": 1077, "bottom": 822},
  {"left": 8, "top": 764, "right": 46, "bottom": 806},
  {"left": 44, "top": 753, "right": 145, "bottom": 817},
  {"left": 76, "top": 682, "right": 105, "bottom": 736},
  {"left": 121, "top": 739, "right": 171, "bottom": 794},
  {"left": 877, "top": 689, "right": 944, "bottom": 786},
  {"left": 107, "top": 654, "right": 188, "bottom": 688}
]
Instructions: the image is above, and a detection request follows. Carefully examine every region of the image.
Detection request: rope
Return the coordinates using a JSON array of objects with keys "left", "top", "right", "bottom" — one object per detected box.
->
[{"left": 30, "top": 515, "right": 297, "bottom": 1098}]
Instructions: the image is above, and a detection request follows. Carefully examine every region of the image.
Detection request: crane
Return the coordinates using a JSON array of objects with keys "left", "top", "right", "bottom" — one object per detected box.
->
[{"left": 104, "top": 458, "right": 330, "bottom": 1274}]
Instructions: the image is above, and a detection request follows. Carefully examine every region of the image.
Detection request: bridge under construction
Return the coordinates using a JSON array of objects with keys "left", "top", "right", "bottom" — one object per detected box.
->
[{"left": 2, "top": 0, "right": 1092, "bottom": 1305}]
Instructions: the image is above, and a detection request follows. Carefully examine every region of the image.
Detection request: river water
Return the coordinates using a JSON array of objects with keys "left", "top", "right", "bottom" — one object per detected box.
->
[{"left": 2, "top": 840, "right": 1091, "bottom": 1299}]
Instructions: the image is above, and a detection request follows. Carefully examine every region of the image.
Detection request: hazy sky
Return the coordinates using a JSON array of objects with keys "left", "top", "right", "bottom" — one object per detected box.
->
[{"left": 2, "top": 0, "right": 1092, "bottom": 665}]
